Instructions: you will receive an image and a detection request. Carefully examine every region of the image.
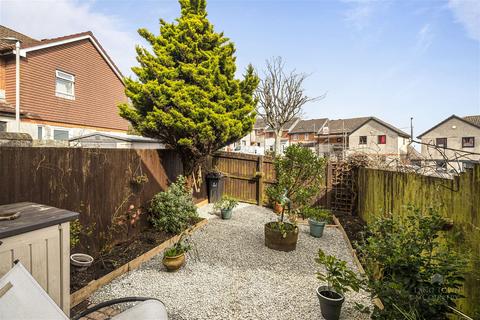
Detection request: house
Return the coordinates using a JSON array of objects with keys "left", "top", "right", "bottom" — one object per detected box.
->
[
  {"left": 417, "top": 115, "right": 480, "bottom": 171},
  {"left": 0, "top": 25, "right": 128, "bottom": 143},
  {"left": 264, "top": 117, "right": 300, "bottom": 153},
  {"left": 316, "top": 116, "right": 410, "bottom": 159},
  {"left": 69, "top": 132, "right": 164, "bottom": 149},
  {"left": 288, "top": 118, "right": 328, "bottom": 152},
  {"left": 225, "top": 118, "right": 266, "bottom": 154}
]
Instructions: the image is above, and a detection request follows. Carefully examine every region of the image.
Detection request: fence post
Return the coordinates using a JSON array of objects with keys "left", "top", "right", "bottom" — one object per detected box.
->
[{"left": 257, "top": 155, "right": 264, "bottom": 205}]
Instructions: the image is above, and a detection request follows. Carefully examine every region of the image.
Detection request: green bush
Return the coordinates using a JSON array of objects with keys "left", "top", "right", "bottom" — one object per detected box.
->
[
  {"left": 149, "top": 176, "right": 199, "bottom": 234},
  {"left": 357, "top": 206, "right": 466, "bottom": 319},
  {"left": 267, "top": 144, "right": 325, "bottom": 210},
  {"left": 214, "top": 195, "right": 239, "bottom": 211}
]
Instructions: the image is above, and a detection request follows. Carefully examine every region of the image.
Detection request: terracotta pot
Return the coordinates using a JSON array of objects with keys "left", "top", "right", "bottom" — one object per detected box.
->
[
  {"left": 273, "top": 202, "right": 283, "bottom": 214},
  {"left": 264, "top": 222, "right": 299, "bottom": 252},
  {"left": 162, "top": 252, "right": 186, "bottom": 272}
]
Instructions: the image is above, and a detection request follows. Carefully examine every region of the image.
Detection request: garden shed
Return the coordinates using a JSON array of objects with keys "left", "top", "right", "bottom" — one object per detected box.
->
[{"left": 69, "top": 133, "right": 165, "bottom": 149}]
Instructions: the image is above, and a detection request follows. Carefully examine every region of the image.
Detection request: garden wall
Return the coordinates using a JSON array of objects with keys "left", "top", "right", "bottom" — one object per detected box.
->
[
  {"left": 0, "top": 147, "right": 207, "bottom": 254},
  {"left": 357, "top": 165, "right": 480, "bottom": 317}
]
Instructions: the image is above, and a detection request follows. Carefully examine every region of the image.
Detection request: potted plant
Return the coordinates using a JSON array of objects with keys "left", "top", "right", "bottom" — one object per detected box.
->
[
  {"left": 315, "top": 249, "right": 362, "bottom": 320},
  {"left": 266, "top": 185, "right": 284, "bottom": 213},
  {"left": 264, "top": 190, "right": 300, "bottom": 252},
  {"left": 162, "top": 233, "right": 192, "bottom": 272},
  {"left": 214, "top": 196, "right": 239, "bottom": 220},
  {"left": 303, "top": 207, "right": 331, "bottom": 238}
]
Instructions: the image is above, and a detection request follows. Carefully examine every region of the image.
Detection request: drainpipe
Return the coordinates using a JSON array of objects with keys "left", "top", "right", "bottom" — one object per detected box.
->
[{"left": 15, "top": 40, "right": 20, "bottom": 132}]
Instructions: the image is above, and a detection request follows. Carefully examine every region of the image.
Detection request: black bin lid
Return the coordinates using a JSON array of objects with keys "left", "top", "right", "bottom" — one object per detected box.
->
[{"left": 0, "top": 202, "right": 79, "bottom": 239}]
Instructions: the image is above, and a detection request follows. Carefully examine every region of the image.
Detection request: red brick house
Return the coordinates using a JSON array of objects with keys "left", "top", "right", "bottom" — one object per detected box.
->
[{"left": 0, "top": 25, "right": 128, "bottom": 141}]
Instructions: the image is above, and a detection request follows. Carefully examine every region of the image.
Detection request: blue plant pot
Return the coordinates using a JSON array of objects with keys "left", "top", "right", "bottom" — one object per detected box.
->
[
  {"left": 309, "top": 219, "right": 326, "bottom": 238},
  {"left": 221, "top": 208, "right": 233, "bottom": 220}
]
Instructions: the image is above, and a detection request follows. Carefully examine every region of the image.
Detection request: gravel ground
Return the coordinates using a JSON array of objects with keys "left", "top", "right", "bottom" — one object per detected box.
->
[{"left": 90, "top": 203, "right": 371, "bottom": 320}]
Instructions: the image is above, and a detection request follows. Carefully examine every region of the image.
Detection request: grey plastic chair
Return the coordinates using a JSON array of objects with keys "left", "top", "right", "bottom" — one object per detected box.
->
[{"left": 0, "top": 261, "right": 168, "bottom": 320}]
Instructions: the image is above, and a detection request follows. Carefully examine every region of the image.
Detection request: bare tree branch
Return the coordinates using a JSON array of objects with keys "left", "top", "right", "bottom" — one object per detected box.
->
[{"left": 255, "top": 56, "right": 324, "bottom": 154}]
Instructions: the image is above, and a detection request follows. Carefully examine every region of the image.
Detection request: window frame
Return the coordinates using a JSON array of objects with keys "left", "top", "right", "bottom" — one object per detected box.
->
[
  {"left": 53, "top": 129, "right": 70, "bottom": 141},
  {"left": 436, "top": 137, "right": 447, "bottom": 149},
  {"left": 55, "top": 70, "right": 75, "bottom": 99},
  {"left": 462, "top": 137, "right": 475, "bottom": 148},
  {"left": 359, "top": 136, "right": 367, "bottom": 145},
  {"left": 37, "top": 126, "right": 44, "bottom": 140},
  {"left": 378, "top": 135, "right": 387, "bottom": 145}
]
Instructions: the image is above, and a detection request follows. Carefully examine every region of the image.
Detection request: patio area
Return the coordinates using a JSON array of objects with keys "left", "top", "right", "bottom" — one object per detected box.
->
[{"left": 90, "top": 203, "right": 371, "bottom": 320}]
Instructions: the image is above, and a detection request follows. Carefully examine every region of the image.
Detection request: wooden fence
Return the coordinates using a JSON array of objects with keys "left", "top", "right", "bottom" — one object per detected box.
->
[
  {"left": 357, "top": 165, "right": 480, "bottom": 317},
  {"left": 209, "top": 151, "right": 331, "bottom": 207},
  {"left": 0, "top": 147, "right": 206, "bottom": 255}
]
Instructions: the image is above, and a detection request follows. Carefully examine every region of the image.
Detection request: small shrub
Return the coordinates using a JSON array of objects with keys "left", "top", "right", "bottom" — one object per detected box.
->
[
  {"left": 267, "top": 144, "right": 325, "bottom": 210},
  {"left": 149, "top": 175, "right": 199, "bottom": 234},
  {"left": 214, "top": 196, "right": 239, "bottom": 211},
  {"left": 357, "top": 206, "right": 466, "bottom": 319},
  {"left": 315, "top": 249, "right": 362, "bottom": 296},
  {"left": 302, "top": 207, "right": 331, "bottom": 223},
  {"left": 70, "top": 219, "right": 82, "bottom": 248},
  {"left": 164, "top": 234, "right": 192, "bottom": 257}
]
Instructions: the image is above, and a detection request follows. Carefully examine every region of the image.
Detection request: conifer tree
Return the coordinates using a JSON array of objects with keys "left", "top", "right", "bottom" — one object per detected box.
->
[{"left": 119, "top": 0, "right": 258, "bottom": 179}]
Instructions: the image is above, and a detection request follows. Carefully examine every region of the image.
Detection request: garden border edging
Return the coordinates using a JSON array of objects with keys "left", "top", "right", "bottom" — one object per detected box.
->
[
  {"left": 70, "top": 217, "right": 208, "bottom": 307},
  {"left": 332, "top": 215, "right": 384, "bottom": 311}
]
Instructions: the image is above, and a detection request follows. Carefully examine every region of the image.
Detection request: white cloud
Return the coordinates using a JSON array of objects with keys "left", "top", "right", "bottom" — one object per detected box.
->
[
  {"left": 342, "top": 0, "right": 388, "bottom": 30},
  {"left": 448, "top": 0, "right": 480, "bottom": 41},
  {"left": 415, "top": 23, "right": 434, "bottom": 54},
  {"left": 0, "top": 0, "right": 138, "bottom": 76}
]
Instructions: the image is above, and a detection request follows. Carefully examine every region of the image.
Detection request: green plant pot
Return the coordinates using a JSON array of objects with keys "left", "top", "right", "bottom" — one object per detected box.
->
[
  {"left": 221, "top": 208, "right": 233, "bottom": 220},
  {"left": 316, "top": 286, "right": 345, "bottom": 320},
  {"left": 308, "top": 219, "right": 326, "bottom": 238}
]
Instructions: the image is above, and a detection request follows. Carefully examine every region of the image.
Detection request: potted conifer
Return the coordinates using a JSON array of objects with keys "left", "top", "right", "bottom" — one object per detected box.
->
[{"left": 315, "top": 249, "right": 362, "bottom": 320}]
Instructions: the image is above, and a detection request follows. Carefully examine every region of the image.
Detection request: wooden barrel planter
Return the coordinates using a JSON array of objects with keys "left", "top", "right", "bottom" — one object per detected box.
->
[{"left": 264, "top": 222, "right": 299, "bottom": 252}]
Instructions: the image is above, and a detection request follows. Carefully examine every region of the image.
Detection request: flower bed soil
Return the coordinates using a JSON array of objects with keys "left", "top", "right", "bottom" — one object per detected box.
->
[
  {"left": 333, "top": 212, "right": 366, "bottom": 247},
  {"left": 70, "top": 218, "right": 203, "bottom": 292}
]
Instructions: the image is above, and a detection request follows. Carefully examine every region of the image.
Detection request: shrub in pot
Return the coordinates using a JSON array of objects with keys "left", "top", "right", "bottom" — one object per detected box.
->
[
  {"left": 315, "top": 249, "right": 361, "bottom": 320},
  {"left": 163, "top": 233, "right": 192, "bottom": 272},
  {"left": 303, "top": 207, "right": 331, "bottom": 238},
  {"left": 149, "top": 175, "right": 199, "bottom": 234},
  {"left": 264, "top": 191, "right": 299, "bottom": 252},
  {"left": 214, "top": 196, "right": 239, "bottom": 220},
  {"left": 265, "top": 185, "right": 284, "bottom": 213}
]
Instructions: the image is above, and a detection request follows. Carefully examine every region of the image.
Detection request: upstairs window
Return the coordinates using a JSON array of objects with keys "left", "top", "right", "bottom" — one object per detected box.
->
[
  {"left": 304, "top": 133, "right": 309, "bottom": 140},
  {"left": 0, "top": 121, "right": 6, "bottom": 132},
  {"left": 436, "top": 138, "right": 447, "bottom": 148},
  {"left": 359, "top": 136, "right": 367, "bottom": 145},
  {"left": 294, "top": 134, "right": 299, "bottom": 140},
  {"left": 462, "top": 137, "right": 475, "bottom": 148},
  {"left": 378, "top": 135, "right": 386, "bottom": 144},
  {"left": 55, "top": 70, "right": 75, "bottom": 99}
]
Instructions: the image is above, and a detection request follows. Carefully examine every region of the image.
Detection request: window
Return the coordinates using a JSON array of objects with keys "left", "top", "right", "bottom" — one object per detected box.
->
[
  {"left": 359, "top": 136, "right": 367, "bottom": 145},
  {"left": 294, "top": 134, "right": 299, "bottom": 140},
  {"left": 378, "top": 135, "right": 386, "bottom": 144},
  {"left": 0, "top": 121, "right": 6, "bottom": 132},
  {"left": 37, "top": 126, "right": 43, "bottom": 140},
  {"left": 53, "top": 129, "right": 69, "bottom": 141},
  {"left": 336, "top": 137, "right": 342, "bottom": 143},
  {"left": 462, "top": 137, "right": 475, "bottom": 148},
  {"left": 436, "top": 138, "right": 447, "bottom": 148},
  {"left": 304, "top": 133, "right": 309, "bottom": 140},
  {"left": 55, "top": 70, "right": 75, "bottom": 99}
]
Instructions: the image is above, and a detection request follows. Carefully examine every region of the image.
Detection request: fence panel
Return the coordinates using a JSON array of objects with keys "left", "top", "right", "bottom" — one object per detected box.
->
[
  {"left": 0, "top": 147, "right": 206, "bottom": 254},
  {"left": 357, "top": 165, "right": 480, "bottom": 316}
]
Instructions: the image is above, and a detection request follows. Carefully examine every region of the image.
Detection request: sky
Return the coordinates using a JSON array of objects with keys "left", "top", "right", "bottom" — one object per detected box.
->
[{"left": 1, "top": 0, "right": 479, "bottom": 137}]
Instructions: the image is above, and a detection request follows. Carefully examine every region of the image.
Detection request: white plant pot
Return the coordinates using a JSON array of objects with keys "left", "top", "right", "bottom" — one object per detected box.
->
[{"left": 70, "top": 253, "right": 94, "bottom": 269}]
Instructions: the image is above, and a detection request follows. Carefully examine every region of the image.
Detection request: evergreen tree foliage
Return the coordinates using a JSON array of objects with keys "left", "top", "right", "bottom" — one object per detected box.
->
[{"left": 119, "top": 0, "right": 259, "bottom": 176}]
